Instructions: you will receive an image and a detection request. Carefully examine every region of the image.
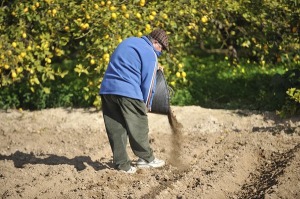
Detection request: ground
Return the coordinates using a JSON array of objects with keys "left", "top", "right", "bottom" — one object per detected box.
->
[{"left": 0, "top": 106, "right": 299, "bottom": 199}]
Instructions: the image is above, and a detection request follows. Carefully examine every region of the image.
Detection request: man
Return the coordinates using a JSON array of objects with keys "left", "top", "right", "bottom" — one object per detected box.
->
[{"left": 99, "top": 29, "right": 169, "bottom": 173}]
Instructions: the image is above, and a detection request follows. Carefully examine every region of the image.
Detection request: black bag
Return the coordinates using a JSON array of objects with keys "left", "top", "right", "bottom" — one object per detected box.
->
[{"left": 151, "top": 70, "right": 172, "bottom": 114}]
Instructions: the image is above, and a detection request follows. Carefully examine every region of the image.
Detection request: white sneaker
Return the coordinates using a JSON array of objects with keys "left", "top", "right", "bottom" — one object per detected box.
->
[
  {"left": 136, "top": 158, "right": 165, "bottom": 168},
  {"left": 121, "top": 166, "right": 137, "bottom": 174}
]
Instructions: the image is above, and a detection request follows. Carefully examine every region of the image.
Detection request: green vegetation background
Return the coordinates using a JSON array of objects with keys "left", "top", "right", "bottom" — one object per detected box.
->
[{"left": 0, "top": 0, "right": 299, "bottom": 116}]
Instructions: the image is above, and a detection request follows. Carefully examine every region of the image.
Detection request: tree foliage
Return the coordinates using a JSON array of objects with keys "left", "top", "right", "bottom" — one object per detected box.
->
[{"left": 0, "top": 0, "right": 299, "bottom": 111}]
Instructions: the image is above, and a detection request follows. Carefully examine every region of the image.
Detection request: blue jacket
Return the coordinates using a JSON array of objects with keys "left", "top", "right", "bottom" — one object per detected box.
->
[{"left": 99, "top": 36, "right": 158, "bottom": 110}]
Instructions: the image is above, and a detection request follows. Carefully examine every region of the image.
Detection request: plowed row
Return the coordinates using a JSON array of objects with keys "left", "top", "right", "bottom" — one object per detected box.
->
[{"left": 0, "top": 107, "right": 299, "bottom": 198}]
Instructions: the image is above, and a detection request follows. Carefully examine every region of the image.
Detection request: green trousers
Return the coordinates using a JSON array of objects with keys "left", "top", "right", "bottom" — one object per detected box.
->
[{"left": 101, "top": 94, "right": 154, "bottom": 171}]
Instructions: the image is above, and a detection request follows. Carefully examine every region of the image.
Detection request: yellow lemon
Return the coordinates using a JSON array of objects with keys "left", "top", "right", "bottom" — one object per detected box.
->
[
  {"left": 176, "top": 72, "right": 181, "bottom": 78},
  {"left": 121, "top": 4, "right": 126, "bottom": 11},
  {"left": 80, "top": 23, "right": 85, "bottom": 29},
  {"left": 12, "top": 42, "right": 17, "bottom": 48},
  {"left": 110, "top": 6, "right": 116, "bottom": 11},
  {"left": 90, "top": 59, "right": 95, "bottom": 65},
  {"left": 52, "top": 9, "right": 57, "bottom": 15},
  {"left": 20, "top": 52, "right": 26, "bottom": 58},
  {"left": 136, "top": 13, "right": 142, "bottom": 19},
  {"left": 140, "top": 0, "right": 145, "bottom": 6},
  {"left": 162, "top": 13, "right": 168, "bottom": 19},
  {"left": 111, "top": 13, "right": 117, "bottom": 19},
  {"left": 4, "top": 64, "right": 10, "bottom": 69},
  {"left": 64, "top": 26, "right": 70, "bottom": 31},
  {"left": 149, "top": 15, "right": 154, "bottom": 20},
  {"left": 11, "top": 71, "right": 17, "bottom": 78},
  {"left": 201, "top": 16, "right": 208, "bottom": 23},
  {"left": 103, "top": 53, "right": 110, "bottom": 59},
  {"left": 124, "top": 13, "right": 130, "bottom": 19},
  {"left": 182, "top": 71, "right": 187, "bottom": 78},
  {"left": 80, "top": 23, "right": 89, "bottom": 30},
  {"left": 45, "top": 58, "right": 51, "bottom": 64},
  {"left": 16, "top": 67, "right": 23, "bottom": 73},
  {"left": 137, "top": 32, "right": 143, "bottom": 37}
]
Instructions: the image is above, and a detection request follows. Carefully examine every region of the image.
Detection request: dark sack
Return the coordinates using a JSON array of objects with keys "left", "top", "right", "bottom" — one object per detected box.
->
[{"left": 151, "top": 70, "right": 172, "bottom": 114}]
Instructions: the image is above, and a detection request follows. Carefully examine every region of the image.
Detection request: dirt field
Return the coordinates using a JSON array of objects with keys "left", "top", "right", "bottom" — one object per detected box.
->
[{"left": 0, "top": 106, "right": 299, "bottom": 199}]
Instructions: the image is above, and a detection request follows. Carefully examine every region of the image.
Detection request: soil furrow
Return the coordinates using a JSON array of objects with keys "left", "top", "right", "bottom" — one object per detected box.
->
[
  {"left": 0, "top": 107, "right": 299, "bottom": 199},
  {"left": 234, "top": 143, "right": 300, "bottom": 199}
]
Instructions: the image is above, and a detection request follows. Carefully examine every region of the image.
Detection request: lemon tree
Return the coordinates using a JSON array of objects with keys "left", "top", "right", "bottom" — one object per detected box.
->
[{"left": 0, "top": 0, "right": 299, "bottom": 109}]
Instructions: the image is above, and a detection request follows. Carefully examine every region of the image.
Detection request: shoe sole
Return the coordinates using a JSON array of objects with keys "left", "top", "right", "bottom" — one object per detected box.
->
[
  {"left": 121, "top": 170, "right": 136, "bottom": 174},
  {"left": 120, "top": 167, "right": 137, "bottom": 174},
  {"left": 136, "top": 162, "right": 165, "bottom": 168}
]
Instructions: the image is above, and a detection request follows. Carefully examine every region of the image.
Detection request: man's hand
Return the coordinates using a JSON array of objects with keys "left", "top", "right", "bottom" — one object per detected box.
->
[{"left": 158, "top": 63, "right": 164, "bottom": 71}]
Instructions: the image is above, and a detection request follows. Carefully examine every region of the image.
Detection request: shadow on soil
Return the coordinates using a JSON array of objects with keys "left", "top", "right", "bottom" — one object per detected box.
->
[
  {"left": 233, "top": 110, "right": 299, "bottom": 135},
  {"left": 0, "top": 151, "right": 112, "bottom": 171}
]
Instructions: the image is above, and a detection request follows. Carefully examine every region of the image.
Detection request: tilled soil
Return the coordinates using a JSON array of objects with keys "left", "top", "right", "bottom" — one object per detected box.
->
[{"left": 0, "top": 106, "right": 299, "bottom": 199}]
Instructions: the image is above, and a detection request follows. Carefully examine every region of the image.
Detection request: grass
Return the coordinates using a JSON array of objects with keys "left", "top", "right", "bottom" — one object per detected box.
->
[{"left": 171, "top": 55, "right": 297, "bottom": 112}]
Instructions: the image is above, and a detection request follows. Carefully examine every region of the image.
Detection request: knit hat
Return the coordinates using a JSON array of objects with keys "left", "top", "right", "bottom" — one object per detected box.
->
[{"left": 149, "top": 29, "right": 169, "bottom": 52}]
